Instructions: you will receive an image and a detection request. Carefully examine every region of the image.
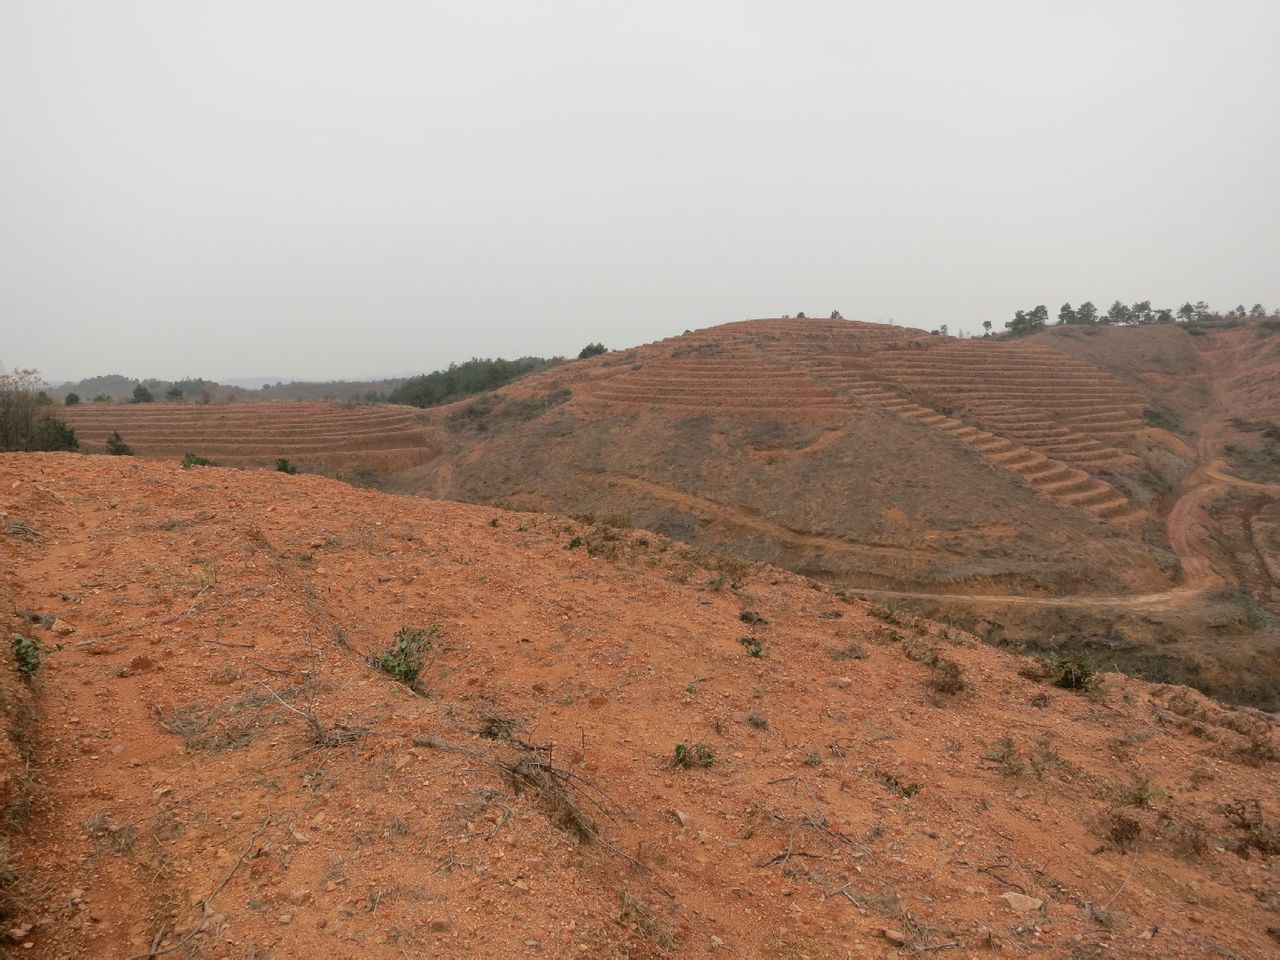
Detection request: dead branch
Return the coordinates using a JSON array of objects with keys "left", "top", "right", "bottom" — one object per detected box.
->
[{"left": 124, "top": 816, "right": 271, "bottom": 959}]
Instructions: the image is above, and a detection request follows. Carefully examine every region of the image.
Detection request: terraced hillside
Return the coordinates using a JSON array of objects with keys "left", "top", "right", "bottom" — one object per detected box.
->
[
  {"left": 47, "top": 318, "right": 1280, "bottom": 706},
  {"left": 395, "top": 317, "right": 1280, "bottom": 707},
  {"left": 565, "top": 321, "right": 1148, "bottom": 524},
  {"left": 61, "top": 401, "right": 439, "bottom": 472}
]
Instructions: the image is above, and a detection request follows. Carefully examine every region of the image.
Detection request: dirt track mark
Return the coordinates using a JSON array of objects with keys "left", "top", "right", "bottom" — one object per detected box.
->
[
  {"left": 746, "top": 429, "right": 848, "bottom": 461},
  {"left": 599, "top": 473, "right": 962, "bottom": 564}
]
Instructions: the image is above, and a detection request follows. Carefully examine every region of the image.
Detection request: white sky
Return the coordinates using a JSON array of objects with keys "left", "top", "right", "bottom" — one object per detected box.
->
[{"left": 2, "top": 1, "right": 1278, "bottom": 381}]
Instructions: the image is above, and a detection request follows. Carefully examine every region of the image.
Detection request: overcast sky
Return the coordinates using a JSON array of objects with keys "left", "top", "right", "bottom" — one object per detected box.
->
[{"left": 2, "top": 1, "right": 1278, "bottom": 382}]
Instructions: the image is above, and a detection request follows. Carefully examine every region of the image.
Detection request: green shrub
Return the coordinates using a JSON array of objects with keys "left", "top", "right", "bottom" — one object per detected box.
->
[
  {"left": 336, "top": 467, "right": 380, "bottom": 489},
  {"left": 105, "top": 432, "right": 133, "bottom": 456},
  {"left": 276, "top": 458, "right": 298, "bottom": 474},
  {"left": 671, "top": 742, "right": 714, "bottom": 769},
  {"left": 64, "top": 392, "right": 80, "bottom": 406},
  {"left": 11, "top": 634, "right": 42, "bottom": 678},
  {"left": 982, "top": 736, "right": 1025, "bottom": 776},
  {"left": 30, "top": 416, "right": 78, "bottom": 452},
  {"left": 388, "top": 357, "right": 556, "bottom": 408},
  {"left": 371, "top": 625, "right": 438, "bottom": 686},
  {"left": 1117, "top": 775, "right": 1168, "bottom": 808},
  {"left": 130, "top": 385, "right": 154, "bottom": 404},
  {"left": 577, "top": 342, "right": 607, "bottom": 359},
  {"left": 739, "top": 635, "right": 764, "bottom": 658},
  {"left": 1, "top": 370, "right": 79, "bottom": 452},
  {"left": 180, "top": 452, "right": 216, "bottom": 469},
  {"left": 1051, "top": 654, "right": 1097, "bottom": 691},
  {"left": 876, "top": 771, "right": 921, "bottom": 798}
]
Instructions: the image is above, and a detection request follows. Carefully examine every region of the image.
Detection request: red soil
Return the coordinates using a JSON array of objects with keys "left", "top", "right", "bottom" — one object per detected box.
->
[
  {"left": 0, "top": 454, "right": 1276, "bottom": 958},
  {"left": 59, "top": 402, "right": 440, "bottom": 474}
]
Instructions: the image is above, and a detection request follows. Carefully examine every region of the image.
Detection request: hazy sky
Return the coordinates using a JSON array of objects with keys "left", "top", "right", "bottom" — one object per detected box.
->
[{"left": 3, "top": 1, "right": 1278, "bottom": 382}]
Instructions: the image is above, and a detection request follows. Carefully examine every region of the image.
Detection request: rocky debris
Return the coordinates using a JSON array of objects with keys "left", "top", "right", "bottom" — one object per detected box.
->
[{"left": 1001, "top": 891, "right": 1044, "bottom": 912}]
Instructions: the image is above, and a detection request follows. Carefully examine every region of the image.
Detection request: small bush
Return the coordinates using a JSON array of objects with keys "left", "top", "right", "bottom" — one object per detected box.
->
[
  {"left": 1049, "top": 653, "right": 1096, "bottom": 691},
  {"left": 10, "top": 634, "right": 42, "bottom": 678},
  {"left": 336, "top": 467, "right": 380, "bottom": 489},
  {"left": 1100, "top": 809, "right": 1142, "bottom": 850},
  {"left": 876, "top": 771, "right": 921, "bottom": 798},
  {"left": 64, "top": 392, "right": 80, "bottom": 406},
  {"left": 371, "top": 625, "right": 438, "bottom": 686},
  {"left": 868, "top": 603, "right": 899, "bottom": 623},
  {"left": 832, "top": 642, "right": 867, "bottom": 661},
  {"left": 1, "top": 369, "right": 80, "bottom": 451},
  {"left": 671, "top": 742, "right": 714, "bottom": 769},
  {"left": 577, "top": 342, "right": 607, "bottom": 359},
  {"left": 275, "top": 458, "right": 298, "bottom": 474},
  {"left": 739, "top": 635, "right": 764, "bottom": 658},
  {"left": 1029, "top": 734, "right": 1068, "bottom": 778},
  {"left": 30, "top": 415, "right": 78, "bottom": 452},
  {"left": 1222, "top": 799, "right": 1280, "bottom": 856},
  {"left": 1117, "top": 774, "right": 1168, "bottom": 809},
  {"left": 928, "top": 657, "right": 965, "bottom": 695},
  {"left": 565, "top": 535, "right": 583, "bottom": 550},
  {"left": 1143, "top": 407, "right": 1183, "bottom": 433},
  {"left": 982, "top": 736, "right": 1025, "bottom": 776},
  {"left": 130, "top": 384, "right": 154, "bottom": 404},
  {"left": 180, "top": 452, "right": 216, "bottom": 469},
  {"left": 105, "top": 432, "right": 133, "bottom": 456},
  {"left": 1169, "top": 820, "right": 1209, "bottom": 858},
  {"left": 746, "top": 712, "right": 768, "bottom": 730}
]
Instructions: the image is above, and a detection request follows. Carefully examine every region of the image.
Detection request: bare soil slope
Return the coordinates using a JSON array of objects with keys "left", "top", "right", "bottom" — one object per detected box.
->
[
  {"left": 392, "top": 319, "right": 1280, "bottom": 707},
  {"left": 0, "top": 454, "right": 1278, "bottom": 959},
  {"left": 50, "top": 319, "right": 1280, "bottom": 708}
]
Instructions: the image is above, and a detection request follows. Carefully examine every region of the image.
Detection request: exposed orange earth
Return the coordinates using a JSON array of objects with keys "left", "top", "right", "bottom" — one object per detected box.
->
[
  {"left": 52, "top": 317, "right": 1280, "bottom": 709},
  {"left": 0, "top": 455, "right": 1277, "bottom": 958},
  {"left": 60, "top": 402, "right": 439, "bottom": 474}
]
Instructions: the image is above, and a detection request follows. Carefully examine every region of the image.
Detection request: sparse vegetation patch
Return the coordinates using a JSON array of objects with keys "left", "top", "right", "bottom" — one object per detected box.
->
[
  {"left": 876, "top": 771, "right": 921, "bottom": 798},
  {"left": 671, "top": 742, "right": 714, "bottom": 769},
  {"left": 10, "top": 634, "right": 42, "bottom": 679},
  {"left": 371, "top": 625, "right": 438, "bottom": 687}
]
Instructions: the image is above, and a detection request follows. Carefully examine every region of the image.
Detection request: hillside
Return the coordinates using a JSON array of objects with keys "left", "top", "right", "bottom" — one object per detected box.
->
[
  {"left": 394, "top": 318, "right": 1280, "bottom": 708},
  {"left": 0, "top": 454, "right": 1277, "bottom": 958},
  {"left": 45, "top": 318, "right": 1280, "bottom": 709},
  {"left": 59, "top": 401, "right": 439, "bottom": 474}
]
